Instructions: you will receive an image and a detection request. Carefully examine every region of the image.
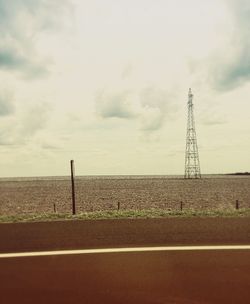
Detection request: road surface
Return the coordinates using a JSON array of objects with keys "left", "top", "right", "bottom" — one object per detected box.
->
[{"left": 0, "top": 218, "right": 250, "bottom": 303}]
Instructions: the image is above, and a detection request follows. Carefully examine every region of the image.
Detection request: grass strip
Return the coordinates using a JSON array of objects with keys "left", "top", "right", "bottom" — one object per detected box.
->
[{"left": 0, "top": 208, "right": 250, "bottom": 223}]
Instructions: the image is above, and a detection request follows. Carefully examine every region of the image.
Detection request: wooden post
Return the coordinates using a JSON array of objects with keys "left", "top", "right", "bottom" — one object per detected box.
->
[
  {"left": 53, "top": 203, "right": 57, "bottom": 213},
  {"left": 71, "top": 160, "right": 76, "bottom": 215},
  {"left": 118, "top": 202, "right": 120, "bottom": 211},
  {"left": 180, "top": 201, "right": 183, "bottom": 211},
  {"left": 236, "top": 200, "right": 239, "bottom": 210}
]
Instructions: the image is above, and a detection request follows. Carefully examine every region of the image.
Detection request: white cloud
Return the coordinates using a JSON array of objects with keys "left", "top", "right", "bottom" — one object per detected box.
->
[
  {"left": 95, "top": 90, "right": 136, "bottom": 119},
  {"left": 0, "top": 90, "right": 15, "bottom": 116},
  {"left": 95, "top": 86, "right": 178, "bottom": 134},
  {"left": 192, "top": 0, "right": 250, "bottom": 91},
  {"left": 0, "top": 0, "right": 73, "bottom": 78},
  {"left": 139, "top": 87, "right": 179, "bottom": 132},
  {"left": 0, "top": 102, "right": 51, "bottom": 146},
  {"left": 0, "top": 0, "right": 249, "bottom": 176}
]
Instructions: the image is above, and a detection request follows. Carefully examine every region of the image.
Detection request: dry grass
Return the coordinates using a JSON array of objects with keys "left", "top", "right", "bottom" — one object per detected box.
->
[{"left": 0, "top": 208, "right": 250, "bottom": 223}]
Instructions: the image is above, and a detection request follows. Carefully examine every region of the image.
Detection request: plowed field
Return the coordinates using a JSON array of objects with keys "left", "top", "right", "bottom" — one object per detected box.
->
[{"left": 0, "top": 175, "right": 249, "bottom": 215}]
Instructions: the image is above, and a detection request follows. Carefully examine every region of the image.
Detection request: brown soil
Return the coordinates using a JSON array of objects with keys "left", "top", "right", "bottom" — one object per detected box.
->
[{"left": 0, "top": 175, "right": 250, "bottom": 215}]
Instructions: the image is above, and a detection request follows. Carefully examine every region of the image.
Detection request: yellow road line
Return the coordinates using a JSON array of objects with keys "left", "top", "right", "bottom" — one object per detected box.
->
[{"left": 1, "top": 245, "right": 250, "bottom": 258}]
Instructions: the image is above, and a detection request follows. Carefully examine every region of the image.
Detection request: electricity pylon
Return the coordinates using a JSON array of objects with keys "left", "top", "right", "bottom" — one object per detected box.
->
[{"left": 184, "top": 88, "right": 201, "bottom": 179}]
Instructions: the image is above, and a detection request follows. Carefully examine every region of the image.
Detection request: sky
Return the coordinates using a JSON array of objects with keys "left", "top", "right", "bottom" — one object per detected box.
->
[{"left": 0, "top": 0, "right": 250, "bottom": 177}]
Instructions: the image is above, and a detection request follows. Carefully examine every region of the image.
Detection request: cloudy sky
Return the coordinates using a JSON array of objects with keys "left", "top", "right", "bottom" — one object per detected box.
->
[{"left": 0, "top": 0, "right": 250, "bottom": 177}]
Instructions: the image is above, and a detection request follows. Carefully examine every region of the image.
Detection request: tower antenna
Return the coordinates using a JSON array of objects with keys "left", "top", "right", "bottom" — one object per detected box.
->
[{"left": 184, "top": 88, "right": 201, "bottom": 179}]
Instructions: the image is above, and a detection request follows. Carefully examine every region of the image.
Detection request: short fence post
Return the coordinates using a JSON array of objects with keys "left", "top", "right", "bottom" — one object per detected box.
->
[
  {"left": 53, "top": 203, "right": 57, "bottom": 213},
  {"left": 117, "top": 202, "right": 120, "bottom": 211},
  {"left": 180, "top": 201, "right": 183, "bottom": 211},
  {"left": 236, "top": 200, "right": 239, "bottom": 210}
]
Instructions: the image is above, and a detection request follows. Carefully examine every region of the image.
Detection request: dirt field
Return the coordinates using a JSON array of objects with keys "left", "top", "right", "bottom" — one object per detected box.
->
[{"left": 0, "top": 175, "right": 250, "bottom": 216}]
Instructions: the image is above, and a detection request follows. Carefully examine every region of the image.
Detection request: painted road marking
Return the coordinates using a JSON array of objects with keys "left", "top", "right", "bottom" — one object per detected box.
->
[{"left": 0, "top": 245, "right": 250, "bottom": 259}]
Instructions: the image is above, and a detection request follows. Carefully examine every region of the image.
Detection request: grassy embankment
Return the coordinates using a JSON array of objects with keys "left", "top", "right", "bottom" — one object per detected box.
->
[{"left": 0, "top": 208, "right": 250, "bottom": 223}]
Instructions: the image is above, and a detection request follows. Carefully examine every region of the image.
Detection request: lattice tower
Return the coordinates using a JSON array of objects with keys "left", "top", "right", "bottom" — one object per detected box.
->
[{"left": 184, "top": 88, "right": 201, "bottom": 179}]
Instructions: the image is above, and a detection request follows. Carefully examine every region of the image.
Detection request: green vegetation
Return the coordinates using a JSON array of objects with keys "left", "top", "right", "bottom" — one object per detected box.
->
[{"left": 0, "top": 208, "right": 250, "bottom": 223}]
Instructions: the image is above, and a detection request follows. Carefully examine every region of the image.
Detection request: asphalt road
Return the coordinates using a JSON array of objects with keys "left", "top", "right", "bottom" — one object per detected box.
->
[
  {"left": 0, "top": 217, "right": 250, "bottom": 252},
  {"left": 0, "top": 218, "right": 250, "bottom": 303}
]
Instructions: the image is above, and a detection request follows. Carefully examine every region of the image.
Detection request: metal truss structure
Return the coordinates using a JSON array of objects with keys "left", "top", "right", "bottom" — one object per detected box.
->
[{"left": 184, "top": 88, "right": 201, "bottom": 179}]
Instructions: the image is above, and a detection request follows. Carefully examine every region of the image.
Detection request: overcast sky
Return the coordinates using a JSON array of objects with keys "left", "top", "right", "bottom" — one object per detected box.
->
[{"left": 0, "top": 0, "right": 250, "bottom": 177}]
